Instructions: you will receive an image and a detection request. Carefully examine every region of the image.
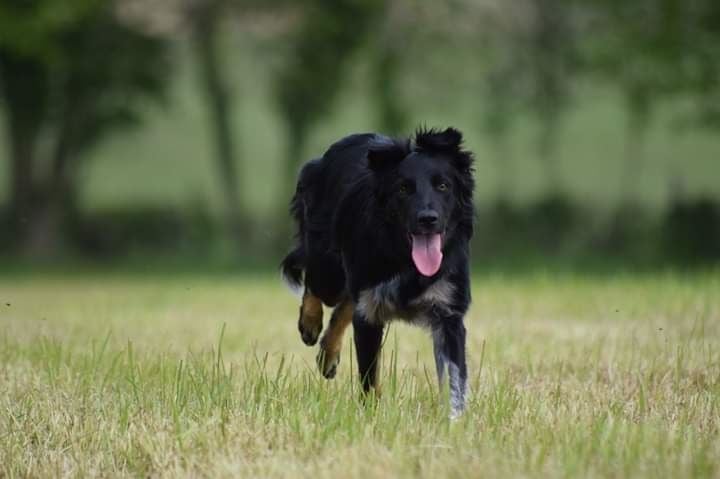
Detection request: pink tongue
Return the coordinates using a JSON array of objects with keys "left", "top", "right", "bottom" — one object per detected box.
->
[{"left": 411, "top": 234, "right": 443, "bottom": 276}]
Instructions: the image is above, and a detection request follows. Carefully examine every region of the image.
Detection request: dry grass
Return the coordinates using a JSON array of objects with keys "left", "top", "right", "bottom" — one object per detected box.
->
[{"left": 1, "top": 271, "right": 719, "bottom": 478}]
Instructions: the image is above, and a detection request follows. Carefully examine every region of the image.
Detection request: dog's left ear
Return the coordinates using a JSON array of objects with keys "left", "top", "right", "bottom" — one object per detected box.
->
[
  {"left": 415, "top": 127, "right": 472, "bottom": 172},
  {"left": 367, "top": 137, "right": 409, "bottom": 173},
  {"left": 415, "top": 127, "right": 463, "bottom": 153}
]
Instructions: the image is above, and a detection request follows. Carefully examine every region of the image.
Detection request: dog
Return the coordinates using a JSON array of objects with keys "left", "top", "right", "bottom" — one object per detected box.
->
[{"left": 281, "top": 127, "right": 474, "bottom": 417}]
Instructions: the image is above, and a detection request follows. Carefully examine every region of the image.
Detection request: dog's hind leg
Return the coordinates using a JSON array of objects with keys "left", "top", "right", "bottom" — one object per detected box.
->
[
  {"left": 316, "top": 299, "right": 354, "bottom": 379},
  {"left": 298, "top": 288, "right": 324, "bottom": 346}
]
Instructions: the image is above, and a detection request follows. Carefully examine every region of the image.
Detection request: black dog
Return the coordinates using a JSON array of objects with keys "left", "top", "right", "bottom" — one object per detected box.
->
[{"left": 281, "top": 127, "right": 474, "bottom": 417}]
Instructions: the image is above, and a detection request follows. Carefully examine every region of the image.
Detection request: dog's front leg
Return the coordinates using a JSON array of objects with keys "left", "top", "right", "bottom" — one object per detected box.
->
[
  {"left": 298, "top": 288, "right": 324, "bottom": 346},
  {"left": 434, "top": 316, "right": 467, "bottom": 419},
  {"left": 432, "top": 329, "right": 447, "bottom": 388},
  {"left": 316, "top": 299, "right": 355, "bottom": 379},
  {"left": 316, "top": 299, "right": 354, "bottom": 379},
  {"left": 353, "top": 311, "right": 384, "bottom": 396}
]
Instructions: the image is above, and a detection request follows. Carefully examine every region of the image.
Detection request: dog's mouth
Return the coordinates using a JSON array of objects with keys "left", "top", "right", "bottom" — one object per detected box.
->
[{"left": 409, "top": 233, "right": 443, "bottom": 277}]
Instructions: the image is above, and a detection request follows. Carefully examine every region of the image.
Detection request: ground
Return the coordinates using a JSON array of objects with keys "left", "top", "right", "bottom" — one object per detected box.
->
[{"left": 1, "top": 270, "right": 719, "bottom": 477}]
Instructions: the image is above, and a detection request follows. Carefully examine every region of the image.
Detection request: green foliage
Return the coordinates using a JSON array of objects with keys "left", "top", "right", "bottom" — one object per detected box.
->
[
  {"left": 371, "top": 42, "right": 408, "bottom": 135},
  {"left": 581, "top": 0, "right": 720, "bottom": 128},
  {"left": 0, "top": 1, "right": 171, "bottom": 159},
  {"left": 0, "top": 0, "right": 172, "bottom": 251},
  {"left": 0, "top": 3, "right": 171, "bottom": 158},
  {"left": 0, "top": 0, "right": 103, "bottom": 61},
  {"left": 1, "top": 0, "right": 720, "bottom": 255},
  {"left": 51, "top": 11, "right": 171, "bottom": 154},
  {"left": 525, "top": 0, "right": 578, "bottom": 122},
  {"left": 275, "top": 0, "right": 383, "bottom": 151}
]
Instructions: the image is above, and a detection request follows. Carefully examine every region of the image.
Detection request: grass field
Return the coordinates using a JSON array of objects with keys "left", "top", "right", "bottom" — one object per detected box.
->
[{"left": 1, "top": 270, "right": 719, "bottom": 477}]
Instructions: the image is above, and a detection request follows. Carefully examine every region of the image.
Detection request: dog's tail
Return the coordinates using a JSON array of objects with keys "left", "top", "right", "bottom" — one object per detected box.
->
[
  {"left": 280, "top": 246, "right": 305, "bottom": 292},
  {"left": 281, "top": 159, "right": 323, "bottom": 293}
]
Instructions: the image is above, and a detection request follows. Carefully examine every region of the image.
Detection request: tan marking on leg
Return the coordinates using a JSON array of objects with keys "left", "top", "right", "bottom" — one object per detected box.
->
[
  {"left": 298, "top": 289, "right": 323, "bottom": 346},
  {"left": 317, "top": 299, "right": 354, "bottom": 378}
]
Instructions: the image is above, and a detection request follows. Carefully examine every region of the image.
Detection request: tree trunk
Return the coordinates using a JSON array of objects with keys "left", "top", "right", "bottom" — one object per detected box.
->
[
  {"left": 620, "top": 89, "right": 651, "bottom": 206},
  {"left": 274, "top": 120, "right": 307, "bottom": 248},
  {"left": 620, "top": 118, "right": 647, "bottom": 207},
  {"left": 193, "top": 1, "right": 242, "bottom": 237},
  {"left": 492, "top": 130, "right": 514, "bottom": 202},
  {"left": 281, "top": 121, "right": 306, "bottom": 212},
  {"left": 372, "top": 43, "right": 407, "bottom": 135},
  {"left": 24, "top": 109, "right": 78, "bottom": 256},
  {"left": 0, "top": 52, "right": 47, "bottom": 245},
  {"left": 538, "top": 113, "right": 562, "bottom": 194},
  {"left": 7, "top": 121, "right": 36, "bottom": 236}
]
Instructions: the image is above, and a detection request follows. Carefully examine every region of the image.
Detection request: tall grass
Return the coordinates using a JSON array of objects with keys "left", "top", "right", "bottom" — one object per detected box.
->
[{"left": 1, "top": 272, "right": 718, "bottom": 477}]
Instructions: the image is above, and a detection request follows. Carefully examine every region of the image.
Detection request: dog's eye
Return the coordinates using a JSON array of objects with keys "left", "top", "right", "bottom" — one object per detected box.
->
[
  {"left": 399, "top": 184, "right": 408, "bottom": 195},
  {"left": 437, "top": 182, "right": 449, "bottom": 192}
]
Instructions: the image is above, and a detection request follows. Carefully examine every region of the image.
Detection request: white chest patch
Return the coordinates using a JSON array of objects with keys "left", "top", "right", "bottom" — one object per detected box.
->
[
  {"left": 356, "top": 279, "right": 396, "bottom": 324},
  {"left": 356, "top": 277, "right": 455, "bottom": 324},
  {"left": 410, "top": 278, "right": 455, "bottom": 309}
]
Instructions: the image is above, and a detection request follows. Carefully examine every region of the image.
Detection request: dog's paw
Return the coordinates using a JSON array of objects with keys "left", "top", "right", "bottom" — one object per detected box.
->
[
  {"left": 298, "top": 314, "right": 322, "bottom": 346},
  {"left": 449, "top": 405, "right": 466, "bottom": 421},
  {"left": 359, "top": 386, "right": 382, "bottom": 403},
  {"left": 316, "top": 344, "right": 340, "bottom": 379}
]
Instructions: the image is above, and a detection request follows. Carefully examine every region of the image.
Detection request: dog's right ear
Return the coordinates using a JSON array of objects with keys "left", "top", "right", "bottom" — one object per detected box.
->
[{"left": 367, "top": 137, "right": 409, "bottom": 173}]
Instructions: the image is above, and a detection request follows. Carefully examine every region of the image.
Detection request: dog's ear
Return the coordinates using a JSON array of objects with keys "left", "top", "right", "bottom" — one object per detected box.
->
[
  {"left": 415, "top": 126, "right": 473, "bottom": 172},
  {"left": 367, "top": 137, "right": 409, "bottom": 173},
  {"left": 414, "top": 127, "right": 463, "bottom": 153}
]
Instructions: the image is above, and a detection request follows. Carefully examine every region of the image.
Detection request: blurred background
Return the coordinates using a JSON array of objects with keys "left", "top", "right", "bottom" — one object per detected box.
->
[{"left": 1, "top": 0, "right": 718, "bottom": 272}]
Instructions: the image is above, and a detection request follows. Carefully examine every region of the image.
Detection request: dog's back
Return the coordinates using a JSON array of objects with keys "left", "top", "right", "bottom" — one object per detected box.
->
[{"left": 281, "top": 133, "right": 380, "bottom": 304}]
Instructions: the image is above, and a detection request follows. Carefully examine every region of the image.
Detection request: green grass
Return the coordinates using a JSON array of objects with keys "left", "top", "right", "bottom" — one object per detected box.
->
[{"left": 1, "top": 271, "right": 719, "bottom": 477}]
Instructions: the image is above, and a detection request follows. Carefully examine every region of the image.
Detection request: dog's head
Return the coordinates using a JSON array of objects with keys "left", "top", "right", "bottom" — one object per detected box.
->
[{"left": 368, "top": 127, "right": 475, "bottom": 277}]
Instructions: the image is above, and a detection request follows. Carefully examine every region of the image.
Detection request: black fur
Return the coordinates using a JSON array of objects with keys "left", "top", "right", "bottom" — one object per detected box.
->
[{"left": 282, "top": 127, "right": 475, "bottom": 416}]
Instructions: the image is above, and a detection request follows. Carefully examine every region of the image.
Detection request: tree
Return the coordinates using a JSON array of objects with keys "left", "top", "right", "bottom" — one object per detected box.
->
[
  {"left": 525, "top": 0, "right": 578, "bottom": 193},
  {"left": 582, "top": 0, "right": 684, "bottom": 204},
  {"left": 120, "top": 0, "right": 253, "bottom": 240},
  {"left": 579, "top": 0, "right": 720, "bottom": 203},
  {"left": 274, "top": 0, "right": 383, "bottom": 206},
  {"left": 481, "top": 63, "right": 524, "bottom": 201},
  {"left": 670, "top": 0, "right": 720, "bottom": 129},
  {"left": 0, "top": 0, "right": 171, "bottom": 253},
  {"left": 473, "top": 1, "right": 530, "bottom": 201},
  {"left": 190, "top": 0, "right": 243, "bottom": 237},
  {"left": 369, "top": 0, "right": 410, "bottom": 136},
  {"left": 471, "top": 0, "right": 578, "bottom": 195}
]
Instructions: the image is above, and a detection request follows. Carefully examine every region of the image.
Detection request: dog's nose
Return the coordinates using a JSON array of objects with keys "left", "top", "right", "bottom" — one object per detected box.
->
[{"left": 417, "top": 210, "right": 439, "bottom": 228}]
